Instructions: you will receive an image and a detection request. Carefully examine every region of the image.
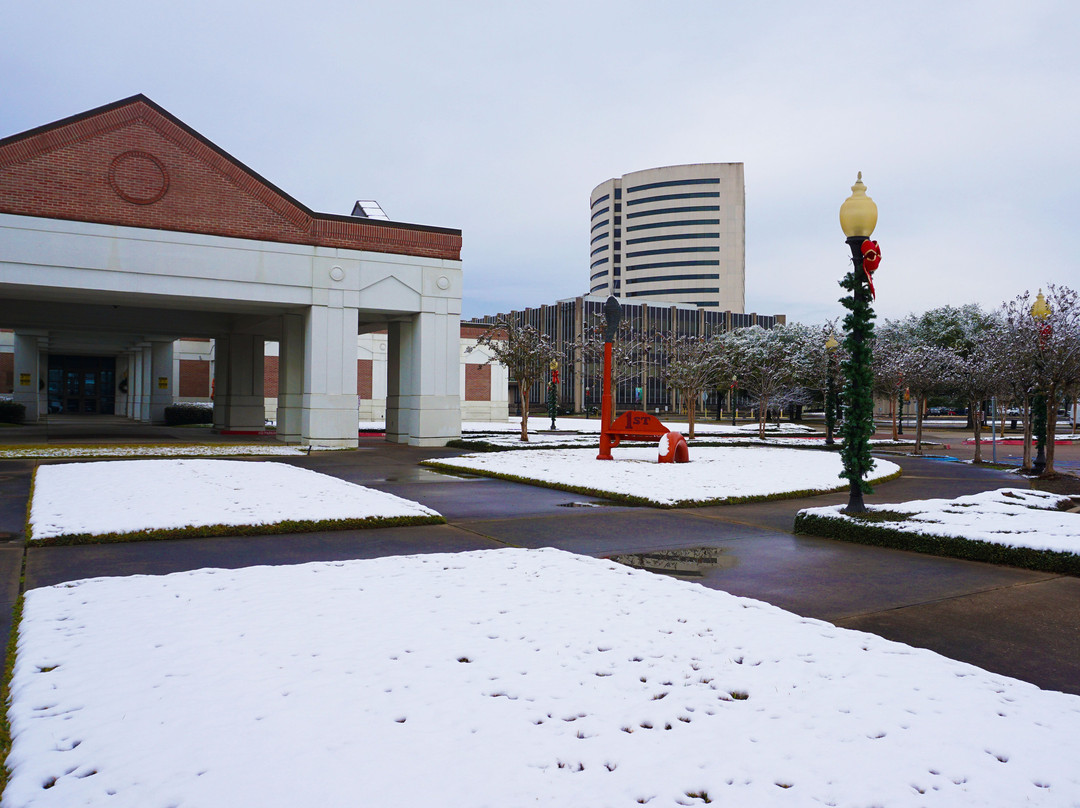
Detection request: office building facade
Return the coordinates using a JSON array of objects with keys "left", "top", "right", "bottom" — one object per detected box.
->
[
  {"left": 468, "top": 295, "right": 782, "bottom": 415},
  {"left": 589, "top": 164, "right": 745, "bottom": 311}
]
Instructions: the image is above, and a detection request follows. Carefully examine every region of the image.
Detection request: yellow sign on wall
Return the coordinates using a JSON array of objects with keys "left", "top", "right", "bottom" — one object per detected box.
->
[
  {"left": 157, "top": 377, "right": 169, "bottom": 389},
  {"left": 19, "top": 373, "right": 31, "bottom": 386}
]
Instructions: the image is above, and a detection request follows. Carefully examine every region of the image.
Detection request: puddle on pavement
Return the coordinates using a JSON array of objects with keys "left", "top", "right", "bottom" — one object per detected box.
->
[
  {"left": 393, "top": 468, "right": 485, "bottom": 482},
  {"left": 607, "top": 546, "right": 735, "bottom": 578},
  {"left": 558, "top": 500, "right": 633, "bottom": 508}
]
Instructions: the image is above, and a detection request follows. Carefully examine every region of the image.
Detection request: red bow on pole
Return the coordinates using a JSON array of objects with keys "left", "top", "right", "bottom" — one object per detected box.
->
[{"left": 861, "top": 240, "right": 882, "bottom": 299}]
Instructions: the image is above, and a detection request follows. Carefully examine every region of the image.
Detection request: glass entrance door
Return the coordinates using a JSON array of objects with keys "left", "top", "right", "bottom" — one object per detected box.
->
[{"left": 47, "top": 356, "right": 116, "bottom": 414}]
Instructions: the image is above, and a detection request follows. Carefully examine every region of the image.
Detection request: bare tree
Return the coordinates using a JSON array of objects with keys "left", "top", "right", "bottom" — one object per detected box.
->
[
  {"left": 472, "top": 318, "right": 558, "bottom": 442},
  {"left": 655, "top": 333, "right": 724, "bottom": 439},
  {"left": 872, "top": 324, "right": 907, "bottom": 441},
  {"left": 576, "top": 316, "right": 652, "bottom": 417},
  {"left": 896, "top": 343, "right": 955, "bottom": 456},
  {"left": 720, "top": 324, "right": 810, "bottom": 439},
  {"left": 1003, "top": 286, "right": 1080, "bottom": 475}
]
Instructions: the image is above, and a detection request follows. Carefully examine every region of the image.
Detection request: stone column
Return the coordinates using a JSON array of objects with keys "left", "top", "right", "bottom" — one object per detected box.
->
[
  {"left": 276, "top": 313, "right": 304, "bottom": 443},
  {"left": 386, "top": 310, "right": 461, "bottom": 446},
  {"left": 117, "top": 352, "right": 135, "bottom": 418},
  {"left": 300, "top": 304, "right": 358, "bottom": 448},
  {"left": 214, "top": 334, "right": 265, "bottom": 432},
  {"left": 212, "top": 334, "right": 229, "bottom": 430},
  {"left": 149, "top": 340, "right": 174, "bottom": 423},
  {"left": 139, "top": 346, "right": 154, "bottom": 422},
  {"left": 13, "top": 331, "right": 45, "bottom": 421},
  {"left": 130, "top": 345, "right": 146, "bottom": 421}
]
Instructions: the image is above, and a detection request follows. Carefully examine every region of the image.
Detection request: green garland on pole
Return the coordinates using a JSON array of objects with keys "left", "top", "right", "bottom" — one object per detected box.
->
[
  {"left": 547, "top": 380, "right": 558, "bottom": 430},
  {"left": 838, "top": 240, "right": 876, "bottom": 511}
]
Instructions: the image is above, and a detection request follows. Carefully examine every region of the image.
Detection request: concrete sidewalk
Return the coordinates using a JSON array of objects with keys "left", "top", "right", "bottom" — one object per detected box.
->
[{"left": 1, "top": 430, "right": 1078, "bottom": 695}]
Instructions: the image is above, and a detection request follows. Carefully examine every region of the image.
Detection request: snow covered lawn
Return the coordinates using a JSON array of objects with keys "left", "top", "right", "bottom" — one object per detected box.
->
[
  {"left": 450, "top": 432, "right": 919, "bottom": 450},
  {"left": 425, "top": 446, "right": 900, "bottom": 507},
  {"left": 6, "top": 549, "right": 1080, "bottom": 807},
  {"left": 795, "top": 489, "right": 1080, "bottom": 572},
  {"left": 456, "top": 417, "right": 817, "bottom": 436},
  {"left": 0, "top": 444, "right": 306, "bottom": 460},
  {"left": 28, "top": 459, "right": 442, "bottom": 544}
]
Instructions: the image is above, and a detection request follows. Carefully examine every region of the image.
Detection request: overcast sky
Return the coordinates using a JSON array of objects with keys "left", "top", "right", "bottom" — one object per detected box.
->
[{"left": 3, "top": 1, "right": 1078, "bottom": 325}]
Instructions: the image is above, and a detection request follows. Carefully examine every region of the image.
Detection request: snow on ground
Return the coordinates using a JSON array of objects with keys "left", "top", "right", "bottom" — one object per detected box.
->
[
  {"left": 358, "top": 417, "right": 817, "bottom": 436},
  {"left": 28, "top": 459, "right": 440, "bottom": 541},
  {"left": 451, "top": 432, "right": 919, "bottom": 449},
  {"left": 7, "top": 549, "right": 1080, "bottom": 808},
  {"left": 800, "top": 488, "right": 1080, "bottom": 555},
  {"left": 0, "top": 444, "right": 306, "bottom": 460},
  {"left": 427, "top": 447, "right": 900, "bottom": 506}
]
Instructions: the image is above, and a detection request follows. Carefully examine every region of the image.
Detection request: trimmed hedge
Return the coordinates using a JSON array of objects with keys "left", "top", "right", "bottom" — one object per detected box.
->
[
  {"left": 0, "top": 593, "right": 22, "bottom": 797},
  {"left": 163, "top": 403, "right": 213, "bottom": 426},
  {"left": 793, "top": 511, "right": 1080, "bottom": 575},
  {"left": 26, "top": 513, "right": 446, "bottom": 547},
  {"left": 0, "top": 400, "right": 25, "bottom": 424}
]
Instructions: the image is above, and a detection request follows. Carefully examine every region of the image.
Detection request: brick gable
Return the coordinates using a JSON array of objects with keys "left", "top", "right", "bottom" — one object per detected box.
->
[{"left": 0, "top": 95, "right": 460, "bottom": 261}]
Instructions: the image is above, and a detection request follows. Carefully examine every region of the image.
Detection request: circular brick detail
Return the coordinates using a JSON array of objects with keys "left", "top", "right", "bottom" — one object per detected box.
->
[{"left": 108, "top": 151, "right": 170, "bottom": 205}]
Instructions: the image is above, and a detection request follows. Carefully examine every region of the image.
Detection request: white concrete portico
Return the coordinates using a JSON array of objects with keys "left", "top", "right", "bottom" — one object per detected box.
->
[{"left": 0, "top": 95, "right": 463, "bottom": 448}]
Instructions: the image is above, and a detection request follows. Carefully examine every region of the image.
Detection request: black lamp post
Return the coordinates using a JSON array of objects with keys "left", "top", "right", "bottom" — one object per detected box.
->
[
  {"left": 824, "top": 334, "right": 839, "bottom": 445},
  {"left": 1031, "top": 290, "right": 1050, "bottom": 475},
  {"left": 838, "top": 173, "right": 879, "bottom": 513},
  {"left": 730, "top": 376, "right": 737, "bottom": 427}
]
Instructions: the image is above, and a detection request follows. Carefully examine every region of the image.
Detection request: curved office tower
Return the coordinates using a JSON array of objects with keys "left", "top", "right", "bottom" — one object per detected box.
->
[{"left": 589, "top": 164, "right": 744, "bottom": 311}]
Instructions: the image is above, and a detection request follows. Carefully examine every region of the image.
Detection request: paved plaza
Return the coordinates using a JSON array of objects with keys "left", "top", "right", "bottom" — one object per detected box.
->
[{"left": 0, "top": 416, "right": 1078, "bottom": 694}]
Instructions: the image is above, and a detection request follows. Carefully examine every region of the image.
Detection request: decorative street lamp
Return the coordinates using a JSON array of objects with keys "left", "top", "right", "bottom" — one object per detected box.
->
[
  {"left": 824, "top": 334, "right": 839, "bottom": 446},
  {"left": 837, "top": 173, "right": 881, "bottom": 513},
  {"left": 547, "top": 358, "right": 560, "bottom": 431},
  {"left": 1031, "top": 289, "right": 1050, "bottom": 475},
  {"left": 597, "top": 295, "right": 622, "bottom": 460}
]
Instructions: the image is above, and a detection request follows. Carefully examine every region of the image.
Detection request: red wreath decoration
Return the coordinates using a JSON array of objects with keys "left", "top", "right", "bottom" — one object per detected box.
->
[
  {"left": 860, "top": 240, "right": 882, "bottom": 299},
  {"left": 861, "top": 240, "right": 881, "bottom": 271}
]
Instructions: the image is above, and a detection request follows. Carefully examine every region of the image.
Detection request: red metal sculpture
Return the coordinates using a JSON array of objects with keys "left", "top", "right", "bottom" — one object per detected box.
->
[{"left": 596, "top": 296, "right": 689, "bottom": 463}]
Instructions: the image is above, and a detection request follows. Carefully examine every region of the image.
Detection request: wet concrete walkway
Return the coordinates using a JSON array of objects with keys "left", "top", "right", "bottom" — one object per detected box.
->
[{"left": 1, "top": 424, "right": 1078, "bottom": 694}]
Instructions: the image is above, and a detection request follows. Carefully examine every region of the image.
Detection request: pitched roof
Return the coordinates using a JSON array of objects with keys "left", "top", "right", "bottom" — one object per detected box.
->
[{"left": 0, "top": 95, "right": 460, "bottom": 260}]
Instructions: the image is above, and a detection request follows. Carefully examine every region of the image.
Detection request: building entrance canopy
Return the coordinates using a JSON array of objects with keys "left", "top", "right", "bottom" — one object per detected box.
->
[{"left": 0, "top": 95, "right": 463, "bottom": 447}]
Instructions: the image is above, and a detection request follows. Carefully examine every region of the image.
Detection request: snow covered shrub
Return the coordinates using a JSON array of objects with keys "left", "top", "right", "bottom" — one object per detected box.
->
[
  {"left": 0, "top": 400, "right": 25, "bottom": 423},
  {"left": 163, "top": 403, "right": 213, "bottom": 426}
]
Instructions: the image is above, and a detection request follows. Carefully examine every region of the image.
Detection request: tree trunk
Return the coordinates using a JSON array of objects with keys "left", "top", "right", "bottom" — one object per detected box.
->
[
  {"left": 913, "top": 396, "right": 925, "bottom": 456},
  {"left": 971, "top": 397, "right": 983, "bottom": 463},
  {"left": 1021, "top": 395, "right": 1033, "bottom": 471},
  {"left": 519, "top": 381, "right": 530, "bottom": 442},
  {"left": 1045, "top": 384, "right": 1057, "bottom": 475},
  {"left": 890, "top": 394, "right": 898, "bottom": 441},
  {"left": 758, "top": 395, "right": 769, "bottom": 439},
  {"left": 687, "top": 393, "right": 696, "bottom": 440}
]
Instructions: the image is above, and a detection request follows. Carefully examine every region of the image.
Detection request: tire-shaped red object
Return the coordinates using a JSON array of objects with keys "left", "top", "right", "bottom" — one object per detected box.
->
[{"left": 658, "top": 431, "right": 689, "bottom": 463}]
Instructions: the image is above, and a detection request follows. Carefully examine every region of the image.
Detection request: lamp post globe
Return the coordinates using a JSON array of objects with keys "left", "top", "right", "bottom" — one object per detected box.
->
[{"left": 838, "top": 173, "right": 879, "bottom": 513}]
